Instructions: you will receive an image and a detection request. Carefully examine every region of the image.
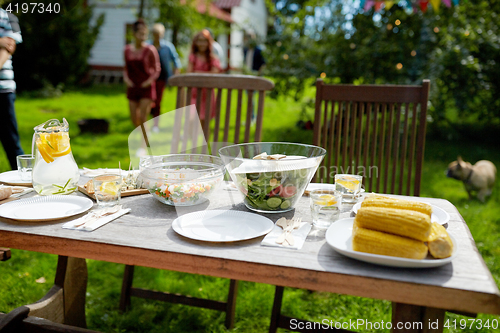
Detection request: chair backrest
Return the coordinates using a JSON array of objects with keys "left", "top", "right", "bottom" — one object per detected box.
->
[
  {"left": 313, "top": 79, "right": 430, "bottom": 196},
  {"left": 168, "top": 74, "right": 274, "bottom": 153}
]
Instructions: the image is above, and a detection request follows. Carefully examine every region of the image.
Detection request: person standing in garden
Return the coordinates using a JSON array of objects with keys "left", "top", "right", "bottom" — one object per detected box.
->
[
  {"left": 243, "top": 31, "right": 266, "bottom": 121},
  {"left": 123, "top": 19, "right": 160, "bottom": 134},
  {"left": 205, "top": 28, "right": 226, "bottom": 71},
  {"left": 0, "top": 9, "right": 24, "bottom": 170},
  {"left": 149, "top": 23, "right": 182, "bottom": 133},
  {"left": 243, "top": 31, "right": 266, "bottom": 76},
  {"left": 187, "top": 29, "right": 221, "bottom": 128}
]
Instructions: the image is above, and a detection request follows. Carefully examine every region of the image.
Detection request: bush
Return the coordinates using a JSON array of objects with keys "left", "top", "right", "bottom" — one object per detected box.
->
[{"left": 7, "top": 0, "right": 104, "bottom": 92}]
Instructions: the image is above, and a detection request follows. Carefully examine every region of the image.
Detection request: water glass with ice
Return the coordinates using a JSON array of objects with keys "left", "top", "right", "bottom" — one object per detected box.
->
[
  {"left": 310, "top": 189, "right": 342, "bottom": 229},
  {"left": 334, "top": 174, "right": 363, "bottom": 204},
  {"left": 93, "top": 174, "right": 122, "bottom": 207}
]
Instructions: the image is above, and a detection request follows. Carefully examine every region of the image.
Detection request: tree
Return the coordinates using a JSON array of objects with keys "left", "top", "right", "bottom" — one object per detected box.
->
[
  {"left": 265, "top": 0, "right": 500, "bottom": 123},
  {"left": 4, "top": 0, "right": 104, "bottom": 92},
  {"left": 152, "top": 0, "right": 229, "bottom": 47},
  {"left": 426, "top": 0, "right": 500, "bottom": 122}
]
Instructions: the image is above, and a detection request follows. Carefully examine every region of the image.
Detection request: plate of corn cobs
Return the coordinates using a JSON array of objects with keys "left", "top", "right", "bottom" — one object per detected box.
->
[
  {"left": 352, "top": 195, "right": 450, "bottom": 226},
  {"left": 326, "top": 195, "right": 457, "bottom": 268}
]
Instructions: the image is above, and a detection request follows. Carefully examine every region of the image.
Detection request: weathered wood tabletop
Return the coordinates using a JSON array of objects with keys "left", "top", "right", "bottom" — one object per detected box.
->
[{"left": 1, "top": 182, "right": 499, "bottom": 326}]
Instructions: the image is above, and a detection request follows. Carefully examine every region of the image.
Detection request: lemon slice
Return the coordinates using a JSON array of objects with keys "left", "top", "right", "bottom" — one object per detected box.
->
[
  {"left": 336, "top": 178, "right": 360, "bottom": 191},
  {"left": 100, "top": 182, "right": 120, "bottom": 196},
  {"left": 52, "top": 146, "right": 71, "bottom": 157},
  {"left": 35, "top": 139, "right": 55, "bottom": 163},
  {"left": 36, "top": 132, "right": 72, "bottom": 161},
  {"left": 315, "top": 194, "right": 337, "bottom": 206}
]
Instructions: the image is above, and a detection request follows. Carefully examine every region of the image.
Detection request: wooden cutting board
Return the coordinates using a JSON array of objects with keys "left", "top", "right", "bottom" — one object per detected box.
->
[{"left": 78, "top": 185, "right": 149, "bottom": 200}]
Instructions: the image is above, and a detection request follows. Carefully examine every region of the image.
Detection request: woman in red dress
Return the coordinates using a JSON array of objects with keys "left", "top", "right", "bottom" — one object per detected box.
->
[
  {"left": 123, "top": 19, "right": 160, "bottom": 128},
  {"left": 187, "top": 30, "right": 221, "bottom": 126}
]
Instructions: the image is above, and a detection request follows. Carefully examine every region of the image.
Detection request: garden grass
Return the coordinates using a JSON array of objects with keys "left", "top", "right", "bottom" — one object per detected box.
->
[{"left": 0, "top": 85, "right": 499, "bottom": 332}]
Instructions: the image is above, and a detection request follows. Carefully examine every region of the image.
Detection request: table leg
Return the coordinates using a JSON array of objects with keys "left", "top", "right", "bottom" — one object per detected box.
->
[
  {"left": 391, "top": 302, "right": 445, "bottom": 333},
  {"left": 63, "top": 257, "right": 88, "bottom": 328},
  {"left": 26, "top": 256, "right": 87, "bottom": 328},
  {"left": 119, "top": 265, "right": 135, "bottom": 311}
]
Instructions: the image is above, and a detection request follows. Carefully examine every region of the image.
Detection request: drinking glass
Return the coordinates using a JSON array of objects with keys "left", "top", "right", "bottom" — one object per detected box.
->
[
  {"left": 16, "top": 154, "right": 35, "bottom": 181},
  {"left": 92, "top": 174, "right": 122, "bottom": 207},
  {"left": 335, "top": 174, "right": 362, "bottom": 204},
  {"left": 310, "top": 189, "right": 342, "bottom": 229}
]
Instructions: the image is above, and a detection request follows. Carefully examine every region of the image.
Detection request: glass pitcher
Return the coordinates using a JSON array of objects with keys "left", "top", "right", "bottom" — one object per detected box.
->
[{"left": 32, "top": 118, "right": 80, "bottom": 195}]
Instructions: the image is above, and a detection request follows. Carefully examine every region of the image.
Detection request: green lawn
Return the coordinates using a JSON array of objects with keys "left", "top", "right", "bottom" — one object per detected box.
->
[{"left": 0, "top": 85, "right": 499, "bottom": 332}]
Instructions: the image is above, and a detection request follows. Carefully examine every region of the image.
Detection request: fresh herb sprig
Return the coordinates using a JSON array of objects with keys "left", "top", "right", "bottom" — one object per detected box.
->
[{"left": 52, "top": 178, "right": 76, "bottom": 194}]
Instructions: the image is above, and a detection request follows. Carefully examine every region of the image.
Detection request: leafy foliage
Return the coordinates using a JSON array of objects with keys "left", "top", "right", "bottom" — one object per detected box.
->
[
  {"left": 152, "top": 0, "right": 229, "bottom": 48},
  {"left": 265, "top": 0, "right": 500, "bottom": 123},
  {"left": 3, "top": 0, "right": 104, "bottom": 92},
  {"left": 426, "top": 1, "right": 500, "bottom": 122}
]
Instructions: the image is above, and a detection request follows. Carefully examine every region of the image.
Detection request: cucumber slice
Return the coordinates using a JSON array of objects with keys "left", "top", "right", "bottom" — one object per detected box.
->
[
  {"left": 280, "top": 200, "right": 291, "bottom": 210},
  {"left": 267, "top": 197, "right": 282, "bottom": 208}
]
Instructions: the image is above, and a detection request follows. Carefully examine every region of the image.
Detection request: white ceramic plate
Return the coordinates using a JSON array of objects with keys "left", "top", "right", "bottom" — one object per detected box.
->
[
  {"left": 352, "top": 201, "right": 450, "bottom": 226},
  {"left": 325, "top": 218, "right": 458, "bottom": 268},
  {"left": 0, "top": 195, "right": 93, "bottom": 221},
  {"left": 172, "top": 210, "right": 274, "bottom": 242},
  {"left": 0, "top": 170, "right": 32, "bottom": 186}
]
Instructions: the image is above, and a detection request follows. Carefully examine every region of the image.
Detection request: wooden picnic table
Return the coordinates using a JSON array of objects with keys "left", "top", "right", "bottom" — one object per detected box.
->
[{"left": 0, "top": 182, "right": 499, "bottom": 332}]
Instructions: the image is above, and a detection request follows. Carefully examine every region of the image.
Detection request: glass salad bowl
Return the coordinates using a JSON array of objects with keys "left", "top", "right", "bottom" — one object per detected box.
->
[
  {"left": 140, "top": 154, "right": 225, "bottom": 206},
  {"left": 219, "top": 142, "right": 326, "bottom": 213}
]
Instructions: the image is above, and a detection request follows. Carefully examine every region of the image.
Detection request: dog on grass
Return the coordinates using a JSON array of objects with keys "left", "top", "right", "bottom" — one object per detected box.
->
[{"left": 446, "top": 157, "right": 496, "bottom": 202}]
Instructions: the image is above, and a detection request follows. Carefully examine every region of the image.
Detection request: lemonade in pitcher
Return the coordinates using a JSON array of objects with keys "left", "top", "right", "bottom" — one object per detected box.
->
[{"left": 32, "top": 119, "right": 80, "bottom": 195}]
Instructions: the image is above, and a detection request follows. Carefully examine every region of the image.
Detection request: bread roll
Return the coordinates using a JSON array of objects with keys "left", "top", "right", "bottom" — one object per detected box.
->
[{"left": 0, "top": 187, "right": 13, "bottom": 200}]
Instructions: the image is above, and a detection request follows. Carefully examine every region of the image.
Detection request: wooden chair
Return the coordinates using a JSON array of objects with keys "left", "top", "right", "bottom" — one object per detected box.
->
[
  {"left": 269, "top": 79, "right": 431, "bottom": 333},
  {"left": 0, "top": 256, "right": 89, "bottom": 332},
  {"left": 0, "top": 306, "right": 99, "bottom": 333},
  {"left": 120, "top": 73, "right": 274, "bottom": 329}
]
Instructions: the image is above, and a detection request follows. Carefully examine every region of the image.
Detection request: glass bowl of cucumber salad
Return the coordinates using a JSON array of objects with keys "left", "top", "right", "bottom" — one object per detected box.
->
[
  {"left": 219, "top": 142, "right": 326, "bottom": 213},
  {"left": 140, "top": 154, "right": 225, "bottom": 206}
]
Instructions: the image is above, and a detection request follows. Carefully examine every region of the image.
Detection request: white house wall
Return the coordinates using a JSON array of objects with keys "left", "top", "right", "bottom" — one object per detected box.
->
[
  {"left": 87, "top": 0, "right": 267, "bottom": 70},
  {"left": 88, "top": 7, "right": 134, "bottom": 67},
  {"left": 88, "top": 0, "right": 159, "bottom": 68},
  {"left": 230, "top": 0, "right": 268, "bottom": 68},
  {"left": 232, "top": 0, "right": 267, "bottom": 37}
]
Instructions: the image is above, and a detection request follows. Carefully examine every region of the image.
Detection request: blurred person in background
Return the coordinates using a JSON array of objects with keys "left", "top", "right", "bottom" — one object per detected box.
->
[
  {"left": 243, "top": 31, "right": 266, "bottom": 122},
  {"left": 123, "top": 19, "right": 160, "bottom": 135},
  {"left": 0, "top": 9, "right": 24, "bottom": 170},
  {"left": 149, "top": 23, "right": 182, "bottom": 133},
  {"left": 243, "top": 31, "right": 265, "bottom": 76},
  {"left": 205, "top": 28, "right": 226, "bottom": 71},
  {"left": 187, "top": 29, "right": 221, "bottom": 128}
]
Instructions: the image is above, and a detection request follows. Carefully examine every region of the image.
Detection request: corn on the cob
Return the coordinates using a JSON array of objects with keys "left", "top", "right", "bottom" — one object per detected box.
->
[
  {"left": 352, "top": 224, "right": 428, "bottom": 259},
  {"left": 355, "top": 206, "right": 431, "bottom": 241},
  {"left": 427, "top": 222, "right": 454, "bottom": 259},
  {"left": 361, "top": 194, "right": 432, "bottom": 217}
]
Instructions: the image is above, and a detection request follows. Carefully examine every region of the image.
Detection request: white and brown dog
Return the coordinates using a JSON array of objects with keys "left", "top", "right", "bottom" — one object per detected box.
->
[{"left": 447, "top": 157, "right": 496, "bottom": 202}]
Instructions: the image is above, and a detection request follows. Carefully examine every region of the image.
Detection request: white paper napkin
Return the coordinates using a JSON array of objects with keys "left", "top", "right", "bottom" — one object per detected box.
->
[
  {"left": 11, "top": 187, "right": 34, "bottom": 198},
  {"left": 62, "top": 208, "right": 131, "bottom": 231},
  {"left": 80, "top": 168, "right": 123, "bottom": 177},
  {"left": 261, "top": 222, "right": 312, "bottom": 250}
]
